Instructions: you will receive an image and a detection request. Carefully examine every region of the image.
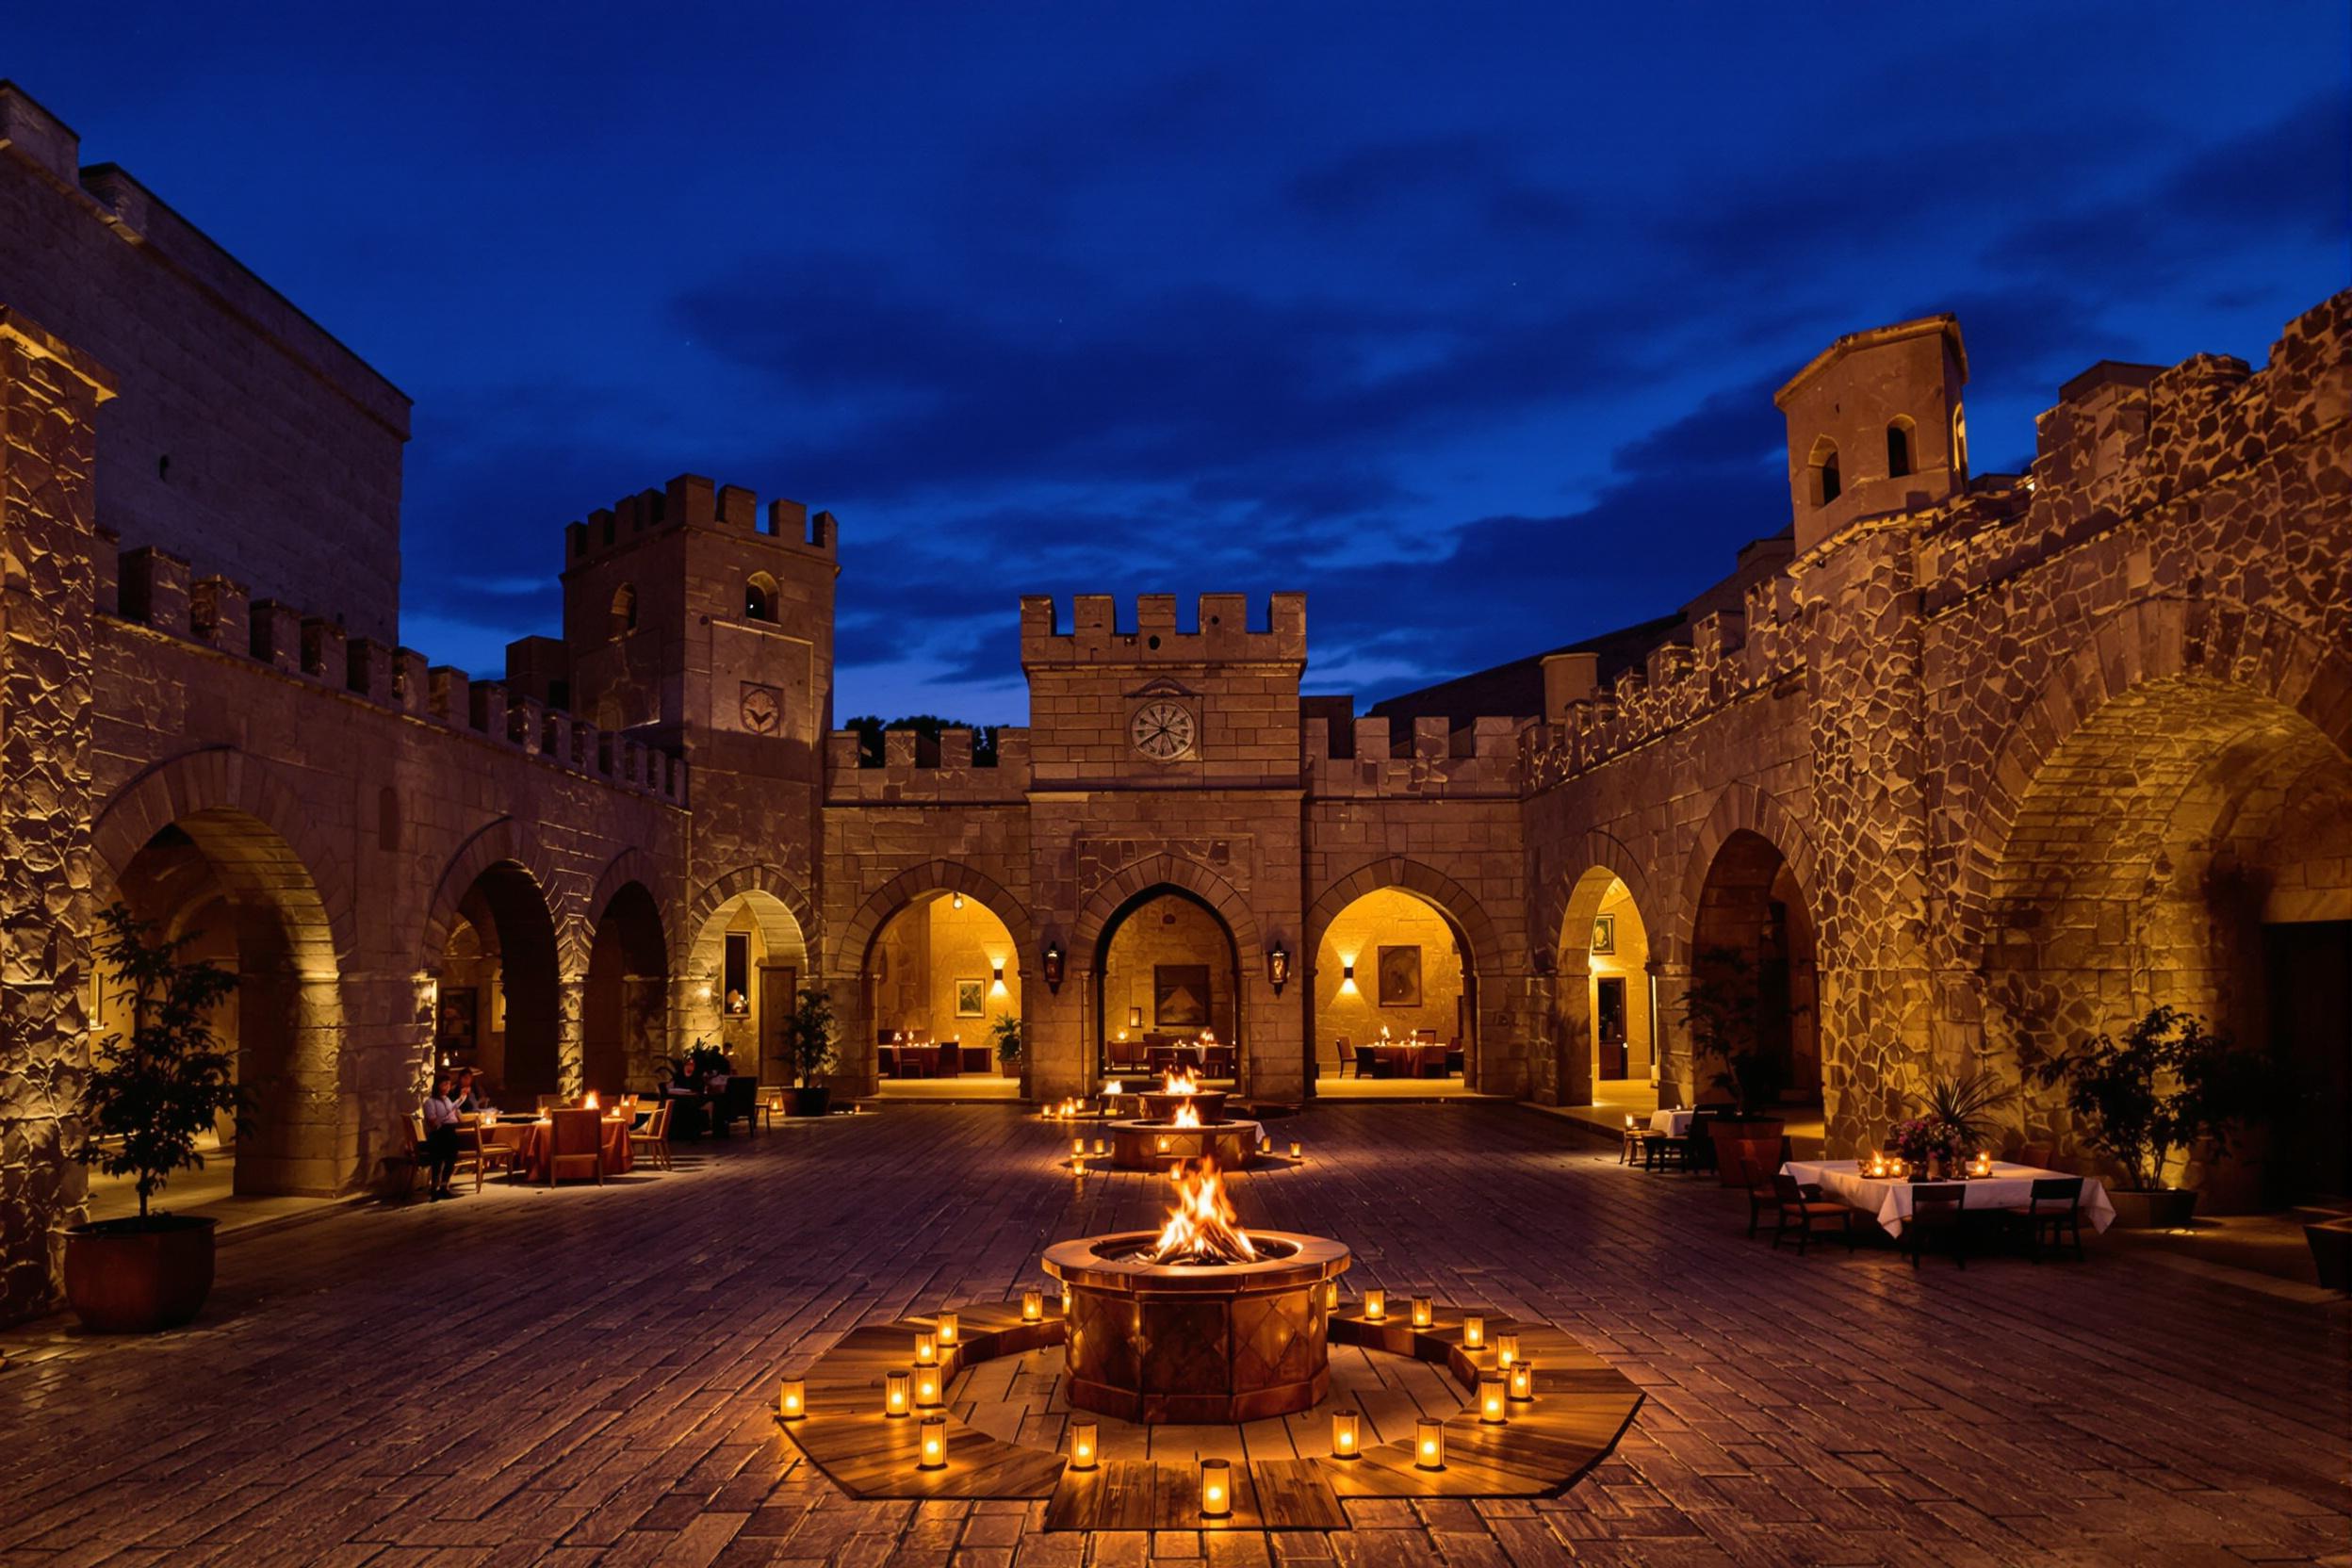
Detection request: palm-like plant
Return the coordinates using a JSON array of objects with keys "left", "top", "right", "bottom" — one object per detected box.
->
[{"left": 1913, "top": 1070, "right": 2012, "bottom": 1152}]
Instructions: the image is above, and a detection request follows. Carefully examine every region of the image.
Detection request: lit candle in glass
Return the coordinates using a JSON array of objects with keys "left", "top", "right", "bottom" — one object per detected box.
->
[
  {"left": 1199, "top": 1457, "right": 1231, "bottom": 1518},
  {"left": 914, "top": 1364, "right": 942, "bottom": 1409},
  {"left": 884, "top": 1369, "right": 911, "bottom": 1417},
  {"left": 1510, "top": 1360, "right": 1535, "bottom": 1402},
  {"left": 1157, "top": 1135, "right": 1171, "bottom": 1152},
  {"left": 1069, "top": 1420, "right": 1098, "bottom": 1471},
  {"left": 1072, "top": 1135, "right": 1085, "bottom": 1160},
  {"left": 1496, "top": 1333, "right": 1519, "bottom": 1370},
  {"left": 936, "top": 1312, "right": 958, "bottom": 1348},
  {"left": 1022, "top": 1289, "right": 1043, "bottom": 1322},
  {"left": 1331, "top": 1409, "right": 1361, "bottom": 1460},
  {"left": 1092, "top": 1137, "right": 1106, "bottom": 1156},
  {"left": 917, "top": 1416, "right": 946, "bottom": 1470},
  {"left": 1479, "top": 1374, "right": 1508, "bottom": 1425},
  {"left": 1414, "top": 1417, "right": 1446, "bottom": 1471},
  {"left": 915, "top": 1331, "right": 938, "bottom": 1365},
  {"left": 1289, "top": 1140, "right": 1302, "bottom": 1160},
  {"left": 1062, "top": 1288, "right": 1073, "bottom": 1317},
  {"left": 1363, "top": 1288, "right": 1385, "bottom": 1322},
  {"left": 1462, "top": 1315, "right": 1485, "bottom": 1350},
  {"left": 777, "top": 1378, "right": 806, "bottom": 1421},
  {"left": 1625, "top": 1114, "right": 1636, "bottom": 1129},
  {"left": 1411, "top": 1296, "right": 1433, "bottom": 1329}
]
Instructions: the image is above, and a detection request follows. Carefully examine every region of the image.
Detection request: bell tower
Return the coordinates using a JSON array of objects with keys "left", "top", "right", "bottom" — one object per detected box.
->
[{"left": 1774, "top": 315, "right": 1968, "bottom": 554}]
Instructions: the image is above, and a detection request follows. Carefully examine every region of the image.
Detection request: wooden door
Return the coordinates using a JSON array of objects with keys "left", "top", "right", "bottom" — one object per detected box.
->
[{"left": 760, "top": 965, "right": 796, "bottom": 1086}]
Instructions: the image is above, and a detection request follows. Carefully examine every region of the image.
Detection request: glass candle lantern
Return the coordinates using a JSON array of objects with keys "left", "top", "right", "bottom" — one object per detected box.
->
[
  {"left": 1062, "top": 1288, "right": 1074, "bottom": 1317},
  {"left": 915, "top": 1331, "right": 938, "bottom": 1366},
  {"left": 1289, "top": 1140, "right": 1302, "bottom": 1160},
  {"left": 1411, "top": 1296, "right": 1433, "bottom": 1329},
  {"left": 1363, "top": 1288, "right": 1385, "bottom": 1322},
  {"left": 884, "top": 1369, "right": 911, "bottom": 1417},
  {"left": 1331, "top": 1409, "right": 1361, "bottom": 1460},
  {"left": 918, "top": 1416, "right": 946, "bottom": 1471},
  {"left": 1496, "top": 1333, "right": 1520, "bottom": 1370},
  {"left": 1478, "top": 1374, "right": 1509, "bottom": 1425},
  {"left": 1069, "top": 1420, "right": 1099, "bottom": 1471},
  {"left": 1324, "top": 1280, "right": 1339, "bottom": 1310},
  {"left": 1022, "top": 1289, "right": 1043, "bottom": 1322},
  {"left": 1156, "top": 1135, "right": 1171, "bottom": 1152},
  {"left": 777, "top": 1378, "right": 807, "bottom": 1421},
  {"left": 1509, "top": 1360, "right": 1535, "bottom": 1402},
  {"left": 1199, "top": 1458, "right": 1232, "bottom": 1519},
  {"left": 1093, "top": 1137, "right": 1106, "bottom": 1156},
  {"left": 913, "top": 1365, "right": 943, "bottom": 1409},
  {"left": 936, "top": 1312, "right": 958, "bottom": 1348},
  {"left": 1462, "top": 1315, "right": 1485, "bottom": 1350},
  {"left": 1071, "top": 1136, "right": 1086, "bottom": 1159},
  {"left": 1414, "top": 1417, "right": 1446, "bottom": 1471}
]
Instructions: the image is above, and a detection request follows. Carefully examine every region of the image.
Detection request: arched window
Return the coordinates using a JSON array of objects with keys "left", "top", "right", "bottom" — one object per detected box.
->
[
  {"left": 1886, "top": 417, "right": 1914, "bottom": 478},
  {"left": 745, "top": 572, "right": 778, "bottom": 623},
  {"left": 1951, "top": 403, "right": 1968, "bottom": 479},
  {"left": 1807, "top": 437, "right": 1841, "bottom": 506},
  {"left": 610, "top": 584, "right": 638, "bottom": 641}
]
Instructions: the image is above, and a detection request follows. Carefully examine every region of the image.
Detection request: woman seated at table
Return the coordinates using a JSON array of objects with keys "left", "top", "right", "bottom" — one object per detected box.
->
[
  {"left": 421, "top": 1070, "right": 463, "bottom": 1200},
  {"left": 455, "top": 1068, "right": 496, "bottom": 1115}
]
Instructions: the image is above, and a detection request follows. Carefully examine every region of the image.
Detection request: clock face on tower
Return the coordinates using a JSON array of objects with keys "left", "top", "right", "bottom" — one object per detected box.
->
[{"left": 1129, "top": 700, "right": 1198, "bottom": 761}]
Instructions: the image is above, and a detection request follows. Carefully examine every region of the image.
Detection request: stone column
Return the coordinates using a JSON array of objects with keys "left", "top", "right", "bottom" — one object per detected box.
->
[
  {"left": 555, "top": 975, "right": 586, "bottom": 1098},
  {"left": 0, "top": 309, "right": 111, "bottom": 1323},
  {"left": 1650, "top": 961, "right": 1698, "bottom": 1106},
  {"left": 339, "top": 968, "right": 434, "bottom": 1193}
]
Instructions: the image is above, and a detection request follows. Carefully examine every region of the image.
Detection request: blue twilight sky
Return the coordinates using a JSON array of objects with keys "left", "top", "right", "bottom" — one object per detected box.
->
[{"left": 8, "top": 4, "right": 2348, "bottom": 723}]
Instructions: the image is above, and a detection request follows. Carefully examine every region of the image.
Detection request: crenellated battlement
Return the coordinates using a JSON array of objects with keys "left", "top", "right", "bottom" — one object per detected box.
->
[
  {"left": 563, "top": 472, "right": 838, "bottom": 569},
  {"left": 825, "top": 727, "right": 1033, "bottom": 802},
  {"left": 1306, "top": 712, "right": 1525, "bottom": 798},
  {"left": 1019, "top": 593, "right": 1307, "bottom": 666},
  {"left": 98, "top": 533, "right": 687, "bottom": 804}
]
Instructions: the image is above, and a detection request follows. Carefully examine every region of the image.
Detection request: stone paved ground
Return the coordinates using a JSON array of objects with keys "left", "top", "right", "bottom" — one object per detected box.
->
[{"left": 3, "top": 1104, "right": 2346, "bottom": 1568}]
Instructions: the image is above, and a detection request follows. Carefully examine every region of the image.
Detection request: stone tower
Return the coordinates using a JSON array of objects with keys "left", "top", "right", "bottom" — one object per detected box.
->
[{"left": 1774, "top": 315, "right": 1968, "bottom": 555}]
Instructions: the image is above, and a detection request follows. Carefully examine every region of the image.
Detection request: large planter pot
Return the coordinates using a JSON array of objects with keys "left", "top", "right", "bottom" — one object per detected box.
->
[
  {"left": 1708, "top": 1118, "right": 1785, "bottom": 1187},
  {"left": 62, "top": 1215, "right": 218, "bottom": 1332},
  {"left": 2107, "top": 1187, "right": 2198, "bottom": 1229},
  {"left": 790, "top": 1086, "right": 832, "bottom": 1118}
]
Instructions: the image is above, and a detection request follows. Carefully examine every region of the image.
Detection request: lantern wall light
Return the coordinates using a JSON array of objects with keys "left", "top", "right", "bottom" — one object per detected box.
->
[
  {"left": 1266, "top": 940, "right": 1289, "bottom": 992},
  {"left": 1042, "top": 941, "right": 1066, "bottom": 992}
]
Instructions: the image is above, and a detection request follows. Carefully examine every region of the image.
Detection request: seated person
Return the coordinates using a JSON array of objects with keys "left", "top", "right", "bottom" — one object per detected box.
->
[
  {"left": 421, "top": 1071, "right": 463, "bottom": 1200},
  {"left": 455, "top": 1068, "right": 496, "bottom": 1114}
]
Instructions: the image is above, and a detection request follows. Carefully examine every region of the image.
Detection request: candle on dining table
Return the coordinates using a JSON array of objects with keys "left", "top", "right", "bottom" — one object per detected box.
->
[
  {"left": 1411, "top": 1295, "right": 1433, "bottom": 1329},
  {"left": 777, "top": 1378, "right": 806, "bottom": 1421},
  {"left": 1069, "top": 1420, "right": 1098, "bottom": 1470},
  {"left": 1414, "top": 1417, "right": 1446, "bottom": 1471},
  {"left": 1199, "top": 1457, "right": 1232, "bottom": 1518},
  {"left": 917, "top": 1416, "right": 946, "bottom": 1471},
  {"left": 884, "top": 1369, "right": 911, "bottom": 1417},
  {"left": 1022, "top": 1289, "right": 1043, "bottom": 1322},
  {"left": 1496, "top": 1333, "right": 1519, "bottom": 1370},
  {"left": 915, "top": 1330, "right": 938, "bottom": 1365},
  {"left": 1510, "top": 1360, "right": 1535, "bottom": 1401},
  {"left": 1478, "top": 1374, "right": 1508, "bottom": 1425},
  {"left": 936, "top": 1312, "right": 958, "bottom": 1347},
  {"left": 1331, "top": 1409, "right": 1361, "bottom": 1459},
  {"left": 1462, "top": 1314, "right": 1485, "bottom": 1350},
  {"left": 1363, "top": 1288, "right": 1385, "bottom": 1322}
]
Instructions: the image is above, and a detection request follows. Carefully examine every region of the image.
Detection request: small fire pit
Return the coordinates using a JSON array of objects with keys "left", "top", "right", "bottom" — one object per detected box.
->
[
  {"left": 1042, "top": 1161, "right": 1350, "bottom": 1423},
  {"left": 1135, "top": 1067, "right": 1229, "bottom": 1126}
]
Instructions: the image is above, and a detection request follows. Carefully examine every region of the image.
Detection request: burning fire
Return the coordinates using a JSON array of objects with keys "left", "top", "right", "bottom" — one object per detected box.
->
[
  {"left": 1171, "top": 1100, "right": 1201, "bottom": 1129},
  {"left": 1149, "top": 1159, "right": 1256, "bottom": 1265},
  {"left": 1162, "top": 1067, "right": 1200, "bottom": 1095}
]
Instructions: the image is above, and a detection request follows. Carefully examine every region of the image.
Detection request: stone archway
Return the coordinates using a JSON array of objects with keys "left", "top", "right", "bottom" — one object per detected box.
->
[
  {"left": 1304, "top": 859, "right": 1502, "bottom": 1094},
  {"left": 1549, "top": 861, "right": 1660, "bottom": 1109},
  {"left": 842, "top": 865, "right": 1032, "bottom": 1094},
  {"left": 583, "top": 880, "right": 667, "bottom": 1097},
  {"left": 1074, "top": 858, "right": 1264, "bottom": 1089},
  {"left": 683, "top": 867, "right": 815, "bottom": 1086}
]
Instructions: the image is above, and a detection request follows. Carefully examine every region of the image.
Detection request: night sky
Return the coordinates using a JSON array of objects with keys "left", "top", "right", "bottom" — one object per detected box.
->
[{"left": 10, "top": 5, "right": 2347, "bottom": 723}]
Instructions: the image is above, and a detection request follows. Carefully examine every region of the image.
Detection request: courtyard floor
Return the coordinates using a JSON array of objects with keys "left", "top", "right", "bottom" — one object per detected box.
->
[{"left": 3, "top": 1102, "right": 2346, "bottom": 1567}]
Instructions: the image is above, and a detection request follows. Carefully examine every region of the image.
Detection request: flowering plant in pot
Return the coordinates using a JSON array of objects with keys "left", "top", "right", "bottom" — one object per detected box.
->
[
  {"left": 65, "top": 904, "right": 251, "bottom": 1331},
  {"left": 786, "top": 985, "right": 839, "bottom": 1115},
  {"left": 1888, "top": 1117, "right": 1965, "bottom": 1177},
  {"left": 2023, "top": 1005, "right": 2268, "bottom": 1228}
]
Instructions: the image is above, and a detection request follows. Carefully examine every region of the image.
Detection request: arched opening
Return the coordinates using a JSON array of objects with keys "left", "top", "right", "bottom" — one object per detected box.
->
[
  {"left": 1950, "top": 402, "right": 1968, "bottom": 479},
  {"left": 1808, "top": 436, "right": 1841, "bottom": 506},
  {"left": 1096, "top": 886, "right": 1242, "bottom": 1084},
  {"left": 434, "top": 863, "right": 563, "bottom": 1103},
  {"left": 745, "top": 572, "right": 777, "bottom": 623},
  {"left": 866, "top": 891, "right": 1023, "bottom": 1095},
  {"left": 1555, "top": 869, "right": 1656, "bottom": 1119},
  {"left": 1312, "top": 888, "right": 1473, "bottom": 1095},
  {"left": 583, "top": 882, "right": 667, "bottom": 1098},
  {"left": 93, "top": 809, "right": 345, "bottom": 1205},
  {"left": 610, "top": 583, "right": 638, "bottom": 640},
  {"left": 1690, "top": 829, "right": 1821, "bottom": 1111},
  {"left": 1886, "top": 416, "right": 1915, "bottom": 478},
  {"left": 684, "top": 890, "right": 809, "bottom": 1091},
  {"left": 1984, "top": 676, "right": 2352, "bottom": 1205}
]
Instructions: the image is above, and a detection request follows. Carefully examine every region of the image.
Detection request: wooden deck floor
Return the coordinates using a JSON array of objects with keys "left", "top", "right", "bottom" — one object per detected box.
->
[{"left": 2, "top": 1101, "right": 2346, "bottom": 1565}]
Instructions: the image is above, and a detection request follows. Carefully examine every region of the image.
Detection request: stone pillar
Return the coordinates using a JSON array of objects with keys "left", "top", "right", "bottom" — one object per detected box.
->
[
  {"left": 0, "top": 309, "right": 111, "bottom": 1323},
  {"left": 1650, "top": 961, "right": 1698, "bottom": 1106},
  {"left": 1538, "top": 962, "right": 1593, "bottom": 1106},
  {"left": 555, "top": 976, "right": 586, "bottom": 1098},
  {"left": 340, "top": 969, "right": 435, "bottom": 1192},
  {"left": 1029, "top": 952, "right": 1086, "bottom": 1103}
]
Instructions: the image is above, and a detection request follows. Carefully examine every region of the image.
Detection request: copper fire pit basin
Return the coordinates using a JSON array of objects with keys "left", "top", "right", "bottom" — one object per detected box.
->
[
  {"left": 1136, "top": 1089, "right": 1229, "bottom": 1123},
  {"left": 1106, "top": 1117, "right": 1262, "bottom": 1169},
  {"left": 1040, "top": 1230, "right": 1351, "bottom": 1423}
]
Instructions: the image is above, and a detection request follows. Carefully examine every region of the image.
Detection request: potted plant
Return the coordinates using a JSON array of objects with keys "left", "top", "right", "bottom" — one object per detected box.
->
[
  {"left": 1676, "top": 947, "right": 1788, "bottom": 1185},
  {"left": 989, "top": 1012, "right": 1023, "bottom": 1079},
  {"left": 786, "top": 985, "right": 838, "bottom": 1116},
  {"left": 63, "top": 904, "right": 250, "bottom": 1332},
  {"left": 2025, "top": 1005, "right": 2268, "bottom": 1228},
  {"left": 1913, "top": 1070, "right": 2012, "bottom": 1163}
]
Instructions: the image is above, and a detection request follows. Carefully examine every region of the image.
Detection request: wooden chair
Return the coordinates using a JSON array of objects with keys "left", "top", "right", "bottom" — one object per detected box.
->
[
  {"left": 1770, "top": 1172, "right": 1855, "bottom": 1253},
  {"left": 1740, "top": 1145, "right": 1783, "bottom": 1237},
  {"left": 1904, "top": 1183, "right": 1969, "bottom": 1267},
  {"left": 1682, "top": 1110, "right": 1720, "bottom": 1175},
  {"left": 546, "top": 1107, "right": 605, "bottom": 1186},
  {"left": 1618, "top": 1121, "right": 1647, "bottom": 1166},
  {"left": 712, "top": 1077, "right": 759, "bottom": 1135},
  {"left": 1642, "top": 1120, "right": 1686, "bottom": 1172},
  {"left": 1445, "top": 1044, "right": 1464, "bottom": 1077},
  {"left": 460, "top": 1123, "right": 517, "bottom": 1192},
  {"left": 404, "top": 1112, "right": 433, "bottom": 1198},
  {"left": 2016, "top": 1143, "right": 2056, "bottom": 1171},
  {"left": 1329, "top": 1036, "right": 1352, "bottom": 1078},
  {"left": 536, "top": 1094, "right": 568, "bottom": 1113},
  {"left": 629, "top": 1101, "right": 672, "bottom": 1171},
  {"left": 2016, "top": 1176, "right": 2086, "bottom": 1262}
]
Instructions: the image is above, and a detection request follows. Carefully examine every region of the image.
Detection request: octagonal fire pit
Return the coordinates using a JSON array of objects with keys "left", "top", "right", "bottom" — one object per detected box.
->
[{"left": 1042, "top": 1160, "right": 1350, "bottom": 1423}]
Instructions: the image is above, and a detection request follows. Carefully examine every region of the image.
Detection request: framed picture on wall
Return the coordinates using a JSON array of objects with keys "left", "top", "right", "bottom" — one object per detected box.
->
[
  {"left": 1154, "top": 965, "right": 1211, "bottom": 1029},
  {"left": 1592, "top": 913, "right": 1616, "bottom": 956},
  {"left": 1377, "top": 945, "right": 1421, "bottom": 1007},
  {"left": 955, "top": 978, "right": 987, "bottom": 1018},
  {"left": 437, "top": 988, "right": 477, "bottom": 1054}
]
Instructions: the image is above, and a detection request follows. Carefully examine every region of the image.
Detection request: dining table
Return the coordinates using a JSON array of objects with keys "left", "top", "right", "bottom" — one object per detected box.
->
[
  {"left": 1647, "top": 1108, "right": 1696, "bottom": 1136},
  {"left": 1780, "top": 1158, "right": 2115, "bottom": 1238},
  {"left": 474, "top": 1115, "right": 634, "bottom": 1181},
  {"left": 1356, "top": 1042, "right": 1450, "bottom": 1078}
]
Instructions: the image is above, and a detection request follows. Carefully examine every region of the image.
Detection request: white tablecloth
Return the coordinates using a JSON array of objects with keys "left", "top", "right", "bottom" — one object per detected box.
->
[
  {"left": 1781, "top": 1159, "right": 2115, "bottom": 1237},
  {"left": 1648, "top": 1109, "right": 1695, "bottom": 1136}
]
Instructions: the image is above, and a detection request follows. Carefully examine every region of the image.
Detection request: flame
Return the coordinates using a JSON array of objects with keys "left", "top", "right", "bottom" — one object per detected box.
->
[
  {"left": 1149, "top": 1159, "right": 1256, "bottom": 1265},
  {"left": 1171, "top": 1100, "right": 1201, "bottom": 1129},
  {"left": 1162, "top": 1068, "right": 1200, "bottom": 1095},
  {"left": 584, "top": 1091, "right": 600, "bottom": 1110}
]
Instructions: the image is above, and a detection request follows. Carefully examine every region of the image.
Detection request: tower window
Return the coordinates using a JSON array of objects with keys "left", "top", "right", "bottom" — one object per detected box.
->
[
  {"left": 610, "top": 583, "right": 638, "bottom": 640},
  {"left": 745, "top": 572, "right": 778, "bottom": 623},
  {"left": 1886, "top": 418, "right": 1914, "bottom": 478},
  {"left": 1952, "top": 403, "right": 1968, "bottom": 479},
  {"left": 1807, "top": 437, "right": 1841, "bottom": 506}
]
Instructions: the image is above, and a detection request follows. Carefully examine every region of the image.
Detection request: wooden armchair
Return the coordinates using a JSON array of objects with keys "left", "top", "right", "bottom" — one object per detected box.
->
[
  {"left": 1329, "top": 1036, "right": 1352, "bottom": 1078},
  {"left": 2016, "top": 1176, "right": 2085, "bottom": 1262},
  {"left": 712, "top": 1076, "right": 760, "bottom": 1135},
  {"left": 546, "top": 1107, "right": 605, "bottom": 1185},
  {"left": 460, "top": 1123, "right": 517, "bottom": 1192},
  {"left": 629, "top": 1101, "right": 672, "bottom": 1171},
  {"left": 1904, "top": 1183, "right": 1969, "bottom": 1267},
  {"left": 1770, "top": 1172, "right": 1854, "bottom": 1253}
]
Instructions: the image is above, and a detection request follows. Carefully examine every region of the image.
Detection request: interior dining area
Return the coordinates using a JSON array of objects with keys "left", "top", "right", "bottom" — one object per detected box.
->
[
  {"left": 870, "top": 891, "right": 1024, "bottom": 1093},
  {"left": 1312, "top": 887, "right": 1475, "bottom": 1096}
]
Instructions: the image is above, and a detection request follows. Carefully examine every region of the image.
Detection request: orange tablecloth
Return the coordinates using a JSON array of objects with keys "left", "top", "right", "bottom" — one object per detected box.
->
[{"left": 478, "top": 1118, "right": 633, "bottom": 1180}]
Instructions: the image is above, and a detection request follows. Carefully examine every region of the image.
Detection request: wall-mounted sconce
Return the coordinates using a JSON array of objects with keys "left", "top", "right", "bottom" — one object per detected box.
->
[
  {"left": 1338, "top": 959, "right": 1358, "bottom": 996},
  {"left": 1266, "top": 941, "right": 1290, "bottom": 993},
  {"left": 990, "top": 962, "right": 1007, "bottom": 996},
  {"left": 951, "top": 892, "right": 964, "bottom": 910},
  {"left": 1042, "top": 941, "right": 1065, "bottom": 993}
]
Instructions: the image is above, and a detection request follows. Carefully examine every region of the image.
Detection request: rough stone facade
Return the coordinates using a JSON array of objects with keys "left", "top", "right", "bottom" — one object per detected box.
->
[{"left": 3, "top": 80, "right": 2346, "bottom": 1322}]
